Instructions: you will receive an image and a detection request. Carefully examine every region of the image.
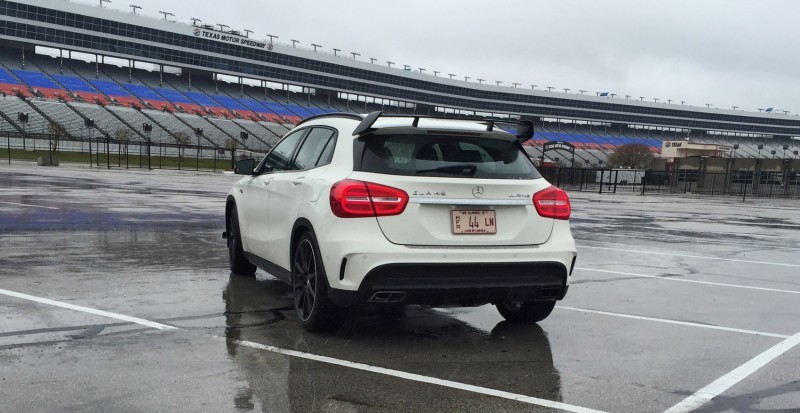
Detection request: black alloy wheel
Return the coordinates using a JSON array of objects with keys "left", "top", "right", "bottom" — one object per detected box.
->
[
  {"left": 293, "top": 238, "right": 317, "bottom": 322},
  {"left": 291, "top": 232, "right": 346, "bottom": 332}
]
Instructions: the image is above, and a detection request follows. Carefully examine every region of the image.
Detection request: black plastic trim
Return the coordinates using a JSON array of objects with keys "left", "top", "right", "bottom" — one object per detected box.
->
[{"left": 243, "top": 251, "right": 291, "bottom": 284}]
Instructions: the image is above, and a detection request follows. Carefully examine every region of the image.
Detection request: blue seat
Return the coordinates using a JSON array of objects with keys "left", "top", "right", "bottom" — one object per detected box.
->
[
  {"left": 90, "top": 79, "right": 133, "bottom": 97},
  {"left": 155, "top": 88, "right": 193, "bottom": 105},
  {"left": 52, "top": 75, "right": 97, "bottom": 93},
  {"left": 124, "top": 83, "right": 164, "bottom": 101},
  {"left": 213, "top": 95, "right": 248, "bottom": 111},
  {"left": 0, "top": 68, "right": 20, "bottom": 84},
  {"left": 13, "top": 70, "right": 60, "bottom": 89}
]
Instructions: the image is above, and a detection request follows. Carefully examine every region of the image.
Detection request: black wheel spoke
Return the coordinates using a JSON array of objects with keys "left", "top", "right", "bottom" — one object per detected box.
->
[{"left": 306, "top": 280, "right": 316, "bottom": 299}]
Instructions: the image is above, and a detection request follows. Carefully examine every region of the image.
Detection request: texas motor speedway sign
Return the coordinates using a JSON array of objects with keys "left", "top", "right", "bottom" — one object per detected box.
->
[{"left": 192, "top": 27, "right": 272, "bottom": 50}]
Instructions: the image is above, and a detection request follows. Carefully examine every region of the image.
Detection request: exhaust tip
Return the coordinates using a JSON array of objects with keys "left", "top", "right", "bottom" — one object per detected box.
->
[{"left": 368, "top": 291, "right": 407, "bottom": 303}]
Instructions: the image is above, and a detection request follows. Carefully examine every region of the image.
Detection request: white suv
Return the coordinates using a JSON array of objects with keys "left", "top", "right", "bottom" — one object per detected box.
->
[{"left": 225, "top": 112, "right": 577, "bottom": 332}]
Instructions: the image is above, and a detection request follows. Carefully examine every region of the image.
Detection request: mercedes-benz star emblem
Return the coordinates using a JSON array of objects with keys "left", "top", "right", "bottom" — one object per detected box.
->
[{"left": 472, "top": 186, "right": 485, "bottom": 198}]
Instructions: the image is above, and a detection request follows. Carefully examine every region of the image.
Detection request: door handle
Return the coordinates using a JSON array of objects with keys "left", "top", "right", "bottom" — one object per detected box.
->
[
  {"left": 292, "top": 176, "right": 305, "bottom": 186},
  {"left": 262, "top": 180, "right": 271, "bottom": 186}
]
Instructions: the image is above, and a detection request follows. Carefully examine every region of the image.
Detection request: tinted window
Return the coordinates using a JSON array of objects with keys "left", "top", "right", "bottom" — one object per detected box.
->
[
  {"left": 359, "top": 135, "right": 541, "bottom": 179},
  {"left": 263, "top": 130, "right": 304, "bottom": 172},
  {"left": 291, "top": 128, "right": 336, "bottom": 170}
]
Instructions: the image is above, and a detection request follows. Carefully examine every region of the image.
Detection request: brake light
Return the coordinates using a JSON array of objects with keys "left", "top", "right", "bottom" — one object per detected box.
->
[
  {"left": 533, "top": 186, "right": 571, "bottom": 220},
  {"left": 330, "top": 180, "right": 409, "bottom": 218}
]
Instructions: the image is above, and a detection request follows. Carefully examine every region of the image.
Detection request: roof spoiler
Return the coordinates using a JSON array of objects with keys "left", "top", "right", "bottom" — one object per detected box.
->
[{"left": 352, "top": 111, "right": 534, "bottom": 143}]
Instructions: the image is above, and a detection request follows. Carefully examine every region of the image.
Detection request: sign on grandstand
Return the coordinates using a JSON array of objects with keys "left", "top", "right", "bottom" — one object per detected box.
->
[
  {"left": 661, "top": 140, "right": 733, "bottom": 160},
  {"left": 192, "top": 28, "right": 269, "bottom": 50}
]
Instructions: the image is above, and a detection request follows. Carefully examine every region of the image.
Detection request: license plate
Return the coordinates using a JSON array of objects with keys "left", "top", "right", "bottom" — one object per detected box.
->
[{"left": 451, "top": 210, "right": 496, "bottom": 234}]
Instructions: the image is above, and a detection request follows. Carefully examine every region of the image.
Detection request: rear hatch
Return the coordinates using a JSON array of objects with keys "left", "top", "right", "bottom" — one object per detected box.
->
[{"left": 351, "top": 128, "right": 554, "bottom": 246}]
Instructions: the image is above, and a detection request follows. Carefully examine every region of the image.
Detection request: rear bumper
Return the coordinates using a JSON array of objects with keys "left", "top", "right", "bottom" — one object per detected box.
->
[{"left": 328, "top": 261, "right": 569, "bottom": 308}]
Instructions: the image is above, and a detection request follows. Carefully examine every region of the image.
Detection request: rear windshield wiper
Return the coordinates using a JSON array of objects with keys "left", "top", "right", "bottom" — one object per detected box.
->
[{"left": 416, "top": 164, "right": 477, "bottom": 176}]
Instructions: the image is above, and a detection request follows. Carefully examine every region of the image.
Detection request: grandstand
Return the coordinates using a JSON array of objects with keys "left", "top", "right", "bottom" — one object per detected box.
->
[{"left": 0, "top": 0, "right": 798, "bottom": 170}]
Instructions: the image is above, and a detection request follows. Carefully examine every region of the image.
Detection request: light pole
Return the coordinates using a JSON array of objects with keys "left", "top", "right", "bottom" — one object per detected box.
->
[
  {"left": 563, "top": 88, "right": 570, "bottom": 93},
  {"left": 387, "top": 61, "right": 395, "bottom": 68},
  {"left": 404, "top": 65, "right": 412, "bottom": 71},
  {"left": 291, "top": 39, "right": 299, "bottom": 47},
  {"left": 143, "top": 123, "right": 152, "bottom": 170},
  {"left": 419, "top": 68, "right": 426, "bottom": 74},
  {"left": 477, "top": 79, "right": 484, "bottom": 84},
  {"left": 332, "top": 48, "right": 340, "bottom": 56},
  {"left": 732, "top": 105, "right": 738, "bottom": 111},
  {"left": 546, "top": 86, "right": 554, "bottom": 92},
  {"left": 625, "top": 95, "right": 631, "bottom": 99},
  {"left": 448, "top": 73, "right": 456, "bottom": 79},
  {"left": 18, "top": 112, "right": 28, "bottom": 150},
  {"left": 311, "top": 43, "right": 321, "bottom": 52},
  {"left": 512, "top": 82, "right": 521, "bottom": 88},
  {"left": 85, "top": 118, "right": 94, "bottom": 168},
  {"left": 531, "top": 84, "right": 537, "bottom": 90},
  {"left": 654, "top": 98, "right": 659, "bottom": 103},
  {"left": 464, "top": 76, "right": 470, "bottom": 82},
  {"left": 216, "top": 23, "right": 229, "bottom": 31},
  {"left": 369, "top": 58, "right": 376, "bottom": 64},
  {"left": 578, "top": 89, "right": 586, "bottom": 95},
  {"left": 351, "top": 52, "right": 360, "bottom": 60},
  {"left": 129, "top": 4, "right": 141, "bottom": 14},
  {"left": 190, "top": 17, "right": 201, "bottom": 26},
  {"left": 243, "top": 29, "right": 253, "bottom": 38},
  {"left": 681, "top": 100, "right": 686, "bottom": 105},
  {"left": 100, "top": 0, "right": 110, "bottom": 8},
  {"left": 159, "top": 11, "right": 174, "bottom": 21},
  {"left": 496, "top": 81, "right": 503, "bottom": 86},
  {"left": 667, "top": 99, "right": 673, "bottom": 104},
  {"left": 639, "top": 96, "right": 645, "bottom": 101},
  {"left": 266, "top": 34, "right": 278, "bottom": 43}
]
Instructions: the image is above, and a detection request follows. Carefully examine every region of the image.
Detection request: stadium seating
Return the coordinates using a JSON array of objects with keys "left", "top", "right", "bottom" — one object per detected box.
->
[
  {"left": 11, "top": 70, "right": 72, "bottom": 101},
  {"left": 122, "top": 83, "right": 175, "bottom": 112},
  {"left": 89, "top": 79, "right": 141, "bottom": 107},
  {"left": 6, "top": 48, "right": 788, "bottom": 163},
  {"left": 0, "top": 68, "right": 31, "bottom": 97},
  {"left": 52, "top": 74, "right": 109, "bottom": 104}
]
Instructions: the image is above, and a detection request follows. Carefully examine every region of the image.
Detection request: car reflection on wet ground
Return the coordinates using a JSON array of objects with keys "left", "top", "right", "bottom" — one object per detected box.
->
[{"left": 1, "top": 162, "right": 799, "bottom": 413}]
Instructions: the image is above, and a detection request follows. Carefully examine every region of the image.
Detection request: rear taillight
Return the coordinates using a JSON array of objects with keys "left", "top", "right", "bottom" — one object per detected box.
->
[
  {"left": 330, "top": 180, "right": 409, "bottom": 218},
  {"left": 533, "top": 186, "right": 571, "bottom": 220}
]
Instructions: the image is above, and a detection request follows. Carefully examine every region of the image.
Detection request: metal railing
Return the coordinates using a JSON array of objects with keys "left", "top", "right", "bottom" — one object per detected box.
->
[
  {"left": 1, "top": 131, "right": 258, "bottom": 172},
  {"left": 539, "top": 167, "right": 799, "bottom": 199}
]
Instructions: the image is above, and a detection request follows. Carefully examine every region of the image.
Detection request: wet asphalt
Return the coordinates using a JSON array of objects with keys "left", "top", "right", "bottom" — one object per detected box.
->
[{"left": 1, "top": 162, "right": 798, "bottom": 413}]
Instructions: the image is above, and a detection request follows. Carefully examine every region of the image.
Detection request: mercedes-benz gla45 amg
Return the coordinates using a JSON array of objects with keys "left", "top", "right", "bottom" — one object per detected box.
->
[{"left": 225, "top": 112, "right": 577, "bottom": 331}]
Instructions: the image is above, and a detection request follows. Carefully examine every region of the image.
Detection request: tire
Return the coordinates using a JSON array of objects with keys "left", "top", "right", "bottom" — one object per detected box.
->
[
  {"left": 496, "top": 300, "right": 556, "bottom": 324},
  {"left": 292, "top": 232, "right": 346, "bottom": 332},
  {"left": 227, "top": 204, "right": 256, "bottom": 276}
]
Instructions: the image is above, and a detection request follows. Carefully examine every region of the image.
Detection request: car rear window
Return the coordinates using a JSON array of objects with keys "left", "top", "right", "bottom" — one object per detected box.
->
[{"left": 359, "top": 134, "right": 541, "bottom": 179}]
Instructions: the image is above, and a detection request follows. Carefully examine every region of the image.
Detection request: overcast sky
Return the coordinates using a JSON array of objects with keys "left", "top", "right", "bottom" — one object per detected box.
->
[{"left": 81, "top": 0, "right": 800, "bottom": 114}]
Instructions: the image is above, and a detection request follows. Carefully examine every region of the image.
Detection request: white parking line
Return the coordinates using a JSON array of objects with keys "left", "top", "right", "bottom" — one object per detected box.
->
[
  {"left": 663, "top": 329, "right": 800, "bottom": 413},
  {"left": 557, "top": 306, "right": 789, "bottom": 339},
  {"left": 576, "top": 268, "right": 800, "bottom": 295},
  {"left": 0, "top": 288, "right": 176, "bottom": 330},
  {"left": 0, "top": 200, "right": 59, "bottom": 210},
  {"left": 229, "top": 338, "right": 609, "bottom": 413},
  {"left": 580, "top": 245, "right": 800, "bottom": 268}
]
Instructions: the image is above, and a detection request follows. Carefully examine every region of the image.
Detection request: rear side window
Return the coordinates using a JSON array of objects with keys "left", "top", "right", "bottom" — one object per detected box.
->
[
  {"left": 263, "top": 130, "right": 304, "bottom": 172},
  {"left": 292, "top": 128, "right": 336, "bottom": 170},
  {"left": 359, "top": 135, "right": 541, "bottom": 179}
]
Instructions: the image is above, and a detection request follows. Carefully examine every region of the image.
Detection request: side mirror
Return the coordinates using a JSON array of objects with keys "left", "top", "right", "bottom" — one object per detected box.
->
[{"left": 234, "top": 159, "right": 256, "bottom": 175}]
